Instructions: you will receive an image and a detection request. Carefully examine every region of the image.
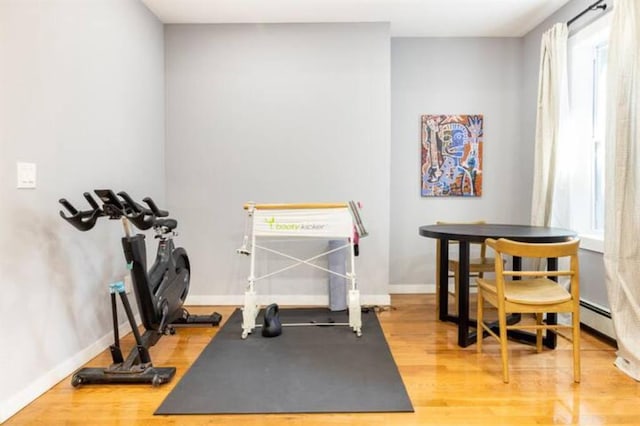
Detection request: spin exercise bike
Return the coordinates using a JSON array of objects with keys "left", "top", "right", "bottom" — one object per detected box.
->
[{"left": 59, "top": 189, "right": 222, "bottom": 386}]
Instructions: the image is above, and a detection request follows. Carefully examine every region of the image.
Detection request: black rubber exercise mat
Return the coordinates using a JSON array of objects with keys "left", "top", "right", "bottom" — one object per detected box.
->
[{"left": 155, "top": 307, "right": 413, "bottom": 414}]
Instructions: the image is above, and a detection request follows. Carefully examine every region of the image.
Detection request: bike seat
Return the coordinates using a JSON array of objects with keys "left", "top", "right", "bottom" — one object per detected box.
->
[{"left": 155, "top": 218, "right": 177, "bottom": 231}]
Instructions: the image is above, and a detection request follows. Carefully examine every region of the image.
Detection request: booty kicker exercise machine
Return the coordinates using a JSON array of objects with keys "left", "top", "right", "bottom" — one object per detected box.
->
[
  {"left": 59, "top": 189, "right": 222, "bottom": 386},
  {"left": 237, "top": 202, "right": 367, "bottom": 339}
]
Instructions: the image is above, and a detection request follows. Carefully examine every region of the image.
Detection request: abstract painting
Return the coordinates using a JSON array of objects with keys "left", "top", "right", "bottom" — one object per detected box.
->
[{"left": 421, "top": 114, "right": 483, "bottom": 197}]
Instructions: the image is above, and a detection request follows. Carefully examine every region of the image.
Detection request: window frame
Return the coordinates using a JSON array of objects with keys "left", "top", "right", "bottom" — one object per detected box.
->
[{"left": 566, "top": 13, "right": 612, "bottom": 253}]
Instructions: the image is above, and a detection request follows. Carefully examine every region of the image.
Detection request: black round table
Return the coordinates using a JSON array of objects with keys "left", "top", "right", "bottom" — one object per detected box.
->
[{"left": 419, "top": 223, "right": 577, "bottom": 348}]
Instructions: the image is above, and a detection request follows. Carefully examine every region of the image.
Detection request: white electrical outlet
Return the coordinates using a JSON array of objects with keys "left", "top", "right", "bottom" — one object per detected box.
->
[{"left": 124, "top": 274, "right": 133, "bottom": 295}]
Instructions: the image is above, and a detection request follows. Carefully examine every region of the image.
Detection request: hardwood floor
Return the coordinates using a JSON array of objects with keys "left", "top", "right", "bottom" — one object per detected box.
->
[{"left": 6, "top": 295, "right": 639, "bottom": 425}]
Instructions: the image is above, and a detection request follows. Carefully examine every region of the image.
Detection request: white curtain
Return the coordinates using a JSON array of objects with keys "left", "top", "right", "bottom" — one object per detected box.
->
[
  {"left": 603, "top": 0, "right": 640, "bottom": 381},
  {"left": 531, "top": 23, "right": 569, "bottom": 227}
]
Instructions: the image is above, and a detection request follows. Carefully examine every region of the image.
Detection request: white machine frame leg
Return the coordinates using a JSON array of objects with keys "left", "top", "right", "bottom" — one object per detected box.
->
[
  {"left": 242, "top": 288, "right": 258, "bottom": 339},
  {"left": 241, "top": 226, "right": 259, "bottom": 339},
  {"left": 348, "top": 288, "right": 362, "bottom": 337},
  {"left": 347, "top": 239, "right": 362, "bottom": 336}
]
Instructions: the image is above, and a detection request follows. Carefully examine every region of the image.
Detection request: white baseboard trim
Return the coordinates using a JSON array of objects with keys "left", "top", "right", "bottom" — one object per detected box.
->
[
  {"left": 1, "top": 315, "right": 140, "bottom": 424},
  {"left": 186, "top": 293, "right": 391, "bottom": 307},
  {"left": 388, "top": 284, "right": 435, "bottom": 294}
]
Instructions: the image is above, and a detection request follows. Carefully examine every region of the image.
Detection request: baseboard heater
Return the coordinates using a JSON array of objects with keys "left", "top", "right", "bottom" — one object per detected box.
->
[{"left": 579, "top": 299, "right": 616, "bottom": 343}]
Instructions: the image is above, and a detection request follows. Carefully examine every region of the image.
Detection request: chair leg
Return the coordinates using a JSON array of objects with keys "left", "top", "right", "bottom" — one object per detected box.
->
[
  {"left": 476, "top": 289, "right": 483, "bottom": 353},
  {"left": 535, "top": 313, "right": 543, "bottom": 353},
  {"left": 572, "top": 312, "right": 581, "bottom": 383},
  {"left": 498, "top": 309, "right": 509, "bottom": 383}
]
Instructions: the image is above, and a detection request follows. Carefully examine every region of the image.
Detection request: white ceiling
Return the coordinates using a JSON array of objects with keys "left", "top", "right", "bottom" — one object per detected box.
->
[{"left": 141, "top": 0, "right": 571, "bottom": 37}]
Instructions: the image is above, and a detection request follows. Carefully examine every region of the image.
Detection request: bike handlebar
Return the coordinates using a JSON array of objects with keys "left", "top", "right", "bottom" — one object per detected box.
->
[
  {"left": 59, "top": 195, "right": 104, "bottom": 232},
  {"left": 84, "top": 192, "right": 100, "bottom": 211},
  {"left": 143, "top": 197, "right": 168, "bottom": 218},
  {"left": 59, "top": 198, "right": 79, "bottom": 215},
  {"left": 59, "top": 190, "right": 173, "bottom": 232},
  {"left": 117, "top": 191, "right": 143, "bottom": 214},
  {"left": 117, "top": 191, "right": 155, "bottom": 230}
]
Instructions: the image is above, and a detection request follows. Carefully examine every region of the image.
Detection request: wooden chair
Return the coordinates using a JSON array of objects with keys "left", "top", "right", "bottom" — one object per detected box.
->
[
  {"left": 435, "top": 220, "right": 496, "bottom": 316},
  {"left": 476, "top": 238, "right": 581, "bottom": 383}
]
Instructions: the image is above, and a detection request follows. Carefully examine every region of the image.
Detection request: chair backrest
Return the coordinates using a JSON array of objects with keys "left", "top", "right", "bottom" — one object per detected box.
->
[{"left": 486, "top": 238, "right": 581, "bottom": 299}]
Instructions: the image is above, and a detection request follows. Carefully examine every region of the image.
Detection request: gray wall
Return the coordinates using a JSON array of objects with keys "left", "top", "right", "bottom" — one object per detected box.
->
[
  {"left": 164, "top": 23, "right": 391, "bottom": 303},
  {"left": 522, "top": 0, "right": 610, "bottom": 310},
  {"left": 389, "top": 38, "right": 526, "bottom": 288},
  {"left": 0, "top": 0, "right": 164, "bottom": 420}
]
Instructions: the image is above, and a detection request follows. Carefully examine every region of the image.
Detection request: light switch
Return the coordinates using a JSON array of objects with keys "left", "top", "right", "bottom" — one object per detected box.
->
[{"left": 17, "top": 162, "right": 37, "bottom": 189}]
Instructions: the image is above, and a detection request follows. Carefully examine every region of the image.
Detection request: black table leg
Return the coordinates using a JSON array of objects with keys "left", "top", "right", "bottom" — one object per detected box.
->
[
  {"left": 503, "top": 256, "right": 526, "bottom": 342},
  {"left": 457, "top": 241, "right": 472, "bottom": 347},
  {"left": 512, "top": 256, "right": 522, "bottom": 275},
  {"left": 544, "top": 257, "right": 558, "bottom": 349},
  {"left": 438, "top": 238, "right": 450, "bottom": 322},
  {"left": 499, "top": 256, "right": 558, "bottom": 349},
  {"left": 502, "top": 257, "right": 557, "bottom": 348},
  {"left": 457, "top": 254, "right": 559, "bottom": 349}
]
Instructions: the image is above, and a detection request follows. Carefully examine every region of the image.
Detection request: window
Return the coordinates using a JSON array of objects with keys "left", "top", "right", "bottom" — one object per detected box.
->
[{"left": 565, "top": 14, "right": 611, "bottom": 252}]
